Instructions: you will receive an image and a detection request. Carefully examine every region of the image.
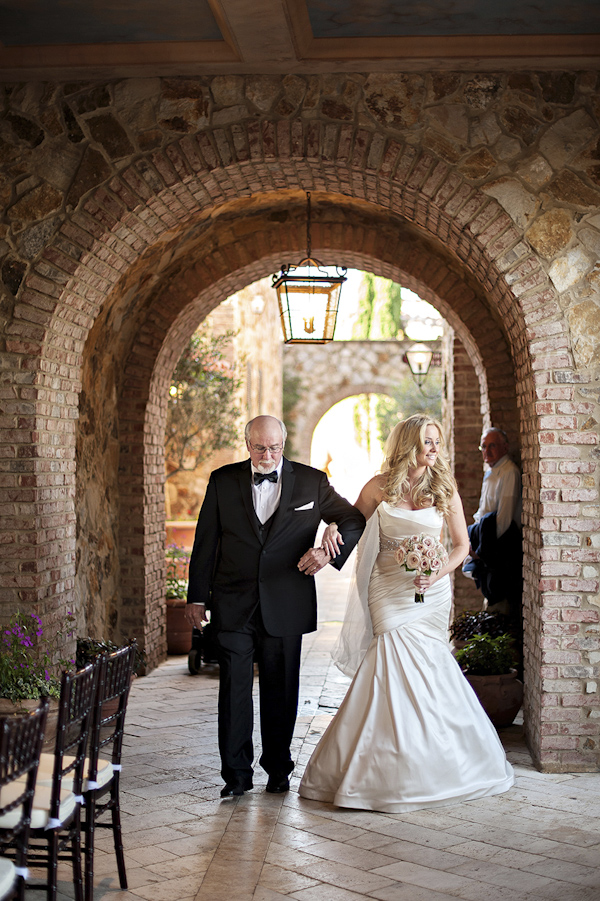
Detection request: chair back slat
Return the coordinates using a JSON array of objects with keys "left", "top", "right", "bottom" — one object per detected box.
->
[
  {"left": 0, "top": 700, "right": 48, "bottom": 859},
  {"left": 87, "top": 644, "right": 136, "bottom": 780},
  {"left": 49, "top": 664, "right": 98, "bottom": 819}
]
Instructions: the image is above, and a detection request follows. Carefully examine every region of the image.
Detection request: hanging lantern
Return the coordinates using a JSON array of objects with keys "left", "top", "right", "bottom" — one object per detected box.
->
[
  {"left": 405, "top": 342, "right": 434, "bottom": 389},
  {"left": 272, "top": 192, "right": 346, "bottom": 344}
]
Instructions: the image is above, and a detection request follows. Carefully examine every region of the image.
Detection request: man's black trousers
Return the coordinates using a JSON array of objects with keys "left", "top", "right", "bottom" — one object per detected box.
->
[{"left": 215, "top": 606, "right": 302, "bottom": 785}]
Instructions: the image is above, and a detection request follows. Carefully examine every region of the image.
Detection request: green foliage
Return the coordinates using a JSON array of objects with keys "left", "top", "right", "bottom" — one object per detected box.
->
[
  {"left": 75, "top": 638, "right": 146, "bottom": 674},
  {"left": 379, "top": 279, "right": 404, "bottom": 339},
  {"left": 282, "top": 372, "right": 303, "bottom": 459},
  {"left": 165, "top": 544, "right": 190, "bottom": 599},
  {"left": 353, "top": 394, "right": 373, "bottom": 454},
  {"left": 352, "top": 273, "right": 405, "bottom": 341},
  {"left": 0, "top": 610, "right": 76, "bottom": 701},
  {"left": 454, "top": 633, "right": 517, "bottom": 676},
  {"left": 375, "top": 370, "right": 443, "bottom": 444},
  {"left": 353, "top": 272, "right": 377, "bottom": 339},
  {"left": 166, "top": 327, "right": 242, "bottom": 480},
  {"left": 352, "top": 274, "right": 407, "bottom": 451},
  {"left": 450, "top": 610, "right": 512, "bottom": 642}
]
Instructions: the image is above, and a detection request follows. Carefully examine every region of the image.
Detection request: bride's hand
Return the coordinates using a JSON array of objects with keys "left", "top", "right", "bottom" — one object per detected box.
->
[
  {"left": 321, "top": 522, "right": 343, "bottom": 557},
  {"left": 414, "top": 573, "right": 436, "bottom": 593}
]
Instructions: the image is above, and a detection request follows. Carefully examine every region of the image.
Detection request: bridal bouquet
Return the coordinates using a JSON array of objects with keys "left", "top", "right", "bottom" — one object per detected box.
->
[{"left": 394, "top": 533, "right": 449, "bottom": 603}]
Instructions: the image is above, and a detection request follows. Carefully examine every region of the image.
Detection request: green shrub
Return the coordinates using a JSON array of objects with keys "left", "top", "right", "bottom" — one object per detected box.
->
[{"left": 454, "top": 633, "right": 517, "bottom": 676}]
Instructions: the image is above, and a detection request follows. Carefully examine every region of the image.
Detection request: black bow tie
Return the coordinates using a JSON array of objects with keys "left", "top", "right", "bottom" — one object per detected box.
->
[{"left": 254, "top": 471, "right": 278, "bottom": 485}]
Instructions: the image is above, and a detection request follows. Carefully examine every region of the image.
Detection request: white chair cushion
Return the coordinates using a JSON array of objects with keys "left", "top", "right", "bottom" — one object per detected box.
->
[
  {"left": 0, "top": 856, "right": 16, "bottom": 901},
  {"left": 37, "top": 753, "right": 114, "bottom": 792},
  {"left": 0, "top": 778, "right": 77, "bottom": 831}
]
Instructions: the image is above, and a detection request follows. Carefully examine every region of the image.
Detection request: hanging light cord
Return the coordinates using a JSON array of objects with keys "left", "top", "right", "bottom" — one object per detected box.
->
[{"left": 306, "top": 191, "right": 311, "bottom": 261}]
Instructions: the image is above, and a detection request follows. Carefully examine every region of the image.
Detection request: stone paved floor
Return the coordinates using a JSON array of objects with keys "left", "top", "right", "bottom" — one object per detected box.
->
[{"left": 40, "top": 565, "right": 600, "bottom": 901}]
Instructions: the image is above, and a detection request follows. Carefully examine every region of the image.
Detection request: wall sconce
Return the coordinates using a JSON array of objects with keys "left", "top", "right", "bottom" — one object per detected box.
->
[{"left": 272, "top": 192, "right": 346, "bottom": 344}]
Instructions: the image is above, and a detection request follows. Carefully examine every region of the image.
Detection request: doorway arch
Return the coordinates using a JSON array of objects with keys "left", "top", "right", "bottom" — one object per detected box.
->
[{"left": 3, "top": 112, "right": 593, "bottom": 770}]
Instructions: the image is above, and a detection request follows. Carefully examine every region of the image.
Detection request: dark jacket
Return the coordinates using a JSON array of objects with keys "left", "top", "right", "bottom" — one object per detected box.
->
[
  {"left": 187, "top": 457, "right": 365, "bottom": 636},
  {"left": 468, "top": 511, "right": 522, "bottom": 607}
]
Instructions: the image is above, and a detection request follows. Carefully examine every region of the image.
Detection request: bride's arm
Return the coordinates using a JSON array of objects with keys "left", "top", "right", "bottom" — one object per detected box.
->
[
  {"left": 355, "top": 474, "right": 386, "bottom": 520},
  {"left": 413, "top": 489, "right": 469, "bottom": 593},
  {"left": 321, "top": 475, "right": 384, "bottom": 556}
]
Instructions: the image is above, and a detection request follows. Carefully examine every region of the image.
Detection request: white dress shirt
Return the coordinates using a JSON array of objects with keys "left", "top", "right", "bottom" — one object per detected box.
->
[
  {"left": 473, "top": 455, "right": 522, "bottom": 538},
  {"left": 251, "top": 459, "right": 283, "bottom": 524}
]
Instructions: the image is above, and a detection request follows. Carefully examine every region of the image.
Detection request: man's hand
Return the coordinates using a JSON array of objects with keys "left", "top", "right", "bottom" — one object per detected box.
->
[
  {"left": 184, "top": 604, "right": 206, "bottom": 629},
  {"left": 297, "top": 546, "right": 331, "bottom": 576}
]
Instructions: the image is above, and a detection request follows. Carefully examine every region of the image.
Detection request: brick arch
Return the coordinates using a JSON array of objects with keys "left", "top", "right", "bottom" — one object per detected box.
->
[
  {"left": 100, "top": 194, "right": 521, "bottom": 667},
  {"left": 5, "top": 123, "right": 581, "bottom": 768}
]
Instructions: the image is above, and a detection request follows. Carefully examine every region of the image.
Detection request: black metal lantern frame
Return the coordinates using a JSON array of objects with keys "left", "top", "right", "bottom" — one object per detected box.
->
[{"left": 272, "top": 192, "right": 347, "bottom": 344}]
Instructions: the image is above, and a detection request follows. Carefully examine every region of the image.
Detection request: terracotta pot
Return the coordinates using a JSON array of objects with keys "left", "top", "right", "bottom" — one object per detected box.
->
[
  {"left": 166, "top": 597, "right": 194, "bottom": 654},
  {"left": 0, "top": 697, "right": 60, "bottom": 750},
  {"left": 465, "top": 670, "right": 523, "bottom": 728}
]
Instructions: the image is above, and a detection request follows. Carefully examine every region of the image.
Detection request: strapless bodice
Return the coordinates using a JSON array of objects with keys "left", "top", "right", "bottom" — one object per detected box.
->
[
  {"left": 368, "top": 502, "right": 449, "bottom": 638},
  {"left": 378, "top": 502, "right": 444, "bottom": 544}
]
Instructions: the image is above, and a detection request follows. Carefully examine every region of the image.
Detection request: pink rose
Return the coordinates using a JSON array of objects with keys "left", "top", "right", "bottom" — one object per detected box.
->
[{"left": 406, "top": 551, "right": 421, "bottom": 571}]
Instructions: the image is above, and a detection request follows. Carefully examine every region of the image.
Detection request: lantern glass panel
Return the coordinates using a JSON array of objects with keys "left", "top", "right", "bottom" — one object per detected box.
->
[{"left": 276, "top": 274, "right": 344, "bottom": 344}]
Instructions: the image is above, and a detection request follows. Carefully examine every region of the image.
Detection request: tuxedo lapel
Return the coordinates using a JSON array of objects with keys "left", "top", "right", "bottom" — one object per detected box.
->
[
  {"left": 238, "top": 460, "right": 262, "bottom": 542},
  {"left": 267, "top": 458, "right": 295, "bottom": 541}
]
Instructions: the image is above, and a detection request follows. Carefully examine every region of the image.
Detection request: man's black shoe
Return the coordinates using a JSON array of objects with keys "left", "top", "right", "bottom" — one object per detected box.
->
[
  {"left": 265, "top": 774, "right": 290, "bottom": 793},
  {"left": 220, "top": 778, "right": 252, "bottom": 798}
]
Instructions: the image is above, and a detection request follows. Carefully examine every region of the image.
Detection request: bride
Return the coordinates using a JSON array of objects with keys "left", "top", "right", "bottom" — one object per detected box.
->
[{"left": 298, "top": 414, "right": 514, "bottom": 813}]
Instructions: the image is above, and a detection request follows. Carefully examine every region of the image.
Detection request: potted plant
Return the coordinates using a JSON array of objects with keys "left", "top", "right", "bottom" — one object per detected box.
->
[
  {"left": 0, "top": 610, "right": 76, "bottom": 747},
  {"left": 450, "top": 610, "right": 512, "bottom": 648},
  {"left": 76, "top": 637, "right": 146, "bottom": 674},
  {"left": 165, "top": 544, "right": 193, "bottom": 654},
  {"left": 454, "top": 633, "right": 523, "bottom": 727}
]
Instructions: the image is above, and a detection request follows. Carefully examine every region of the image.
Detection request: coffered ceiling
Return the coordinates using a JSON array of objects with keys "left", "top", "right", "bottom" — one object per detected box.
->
[{"left": 0, "top": 0, "right": 598, "bottom": 80}]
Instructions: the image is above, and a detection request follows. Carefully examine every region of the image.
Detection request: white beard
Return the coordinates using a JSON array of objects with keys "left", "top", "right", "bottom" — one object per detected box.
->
[{"left": 256, "top": 460, "right": 277, "bottom": 474}]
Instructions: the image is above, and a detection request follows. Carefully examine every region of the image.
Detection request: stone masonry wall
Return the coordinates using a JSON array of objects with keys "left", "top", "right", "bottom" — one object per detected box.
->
[
  {"left": 0, "top": 72, "right": 599, "bottom": 769},
  {"left": 283, "top": 339, "right": 439, "bottom": 464}
]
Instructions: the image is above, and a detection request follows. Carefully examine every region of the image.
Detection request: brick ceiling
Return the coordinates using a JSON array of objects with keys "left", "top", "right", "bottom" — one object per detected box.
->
[{"left": 0, "top": 0, "right": 598, "bottom": 80}]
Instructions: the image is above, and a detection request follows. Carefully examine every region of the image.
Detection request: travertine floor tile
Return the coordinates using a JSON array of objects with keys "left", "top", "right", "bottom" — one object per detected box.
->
[{"left": 59, "top": 566, "right": 600, "bottom": 901}]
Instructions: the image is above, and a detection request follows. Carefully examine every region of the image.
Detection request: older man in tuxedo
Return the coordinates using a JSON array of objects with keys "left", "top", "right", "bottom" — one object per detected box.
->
[{"left": 186, "top": 415, "right": 365, "bottom": 798}]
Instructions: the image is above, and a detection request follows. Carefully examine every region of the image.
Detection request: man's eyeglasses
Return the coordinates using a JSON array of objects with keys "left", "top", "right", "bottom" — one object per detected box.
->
[
  {"left": 479, "top": 443, "right": 499, "bottom": 451},
  {"left": 248, "top": 443, "right": 283, "bottom": 454}
]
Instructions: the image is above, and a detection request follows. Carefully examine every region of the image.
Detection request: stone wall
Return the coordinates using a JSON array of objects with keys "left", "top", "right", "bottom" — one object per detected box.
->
[
  {"left": 1, "top": 71, "right": 599, "bottom": 770},
  {"left": 165, "top": 279, "right": 282, "bottom": 524},
  {"left": 283, "top": 339, "right": 440, "bottom": 464}
]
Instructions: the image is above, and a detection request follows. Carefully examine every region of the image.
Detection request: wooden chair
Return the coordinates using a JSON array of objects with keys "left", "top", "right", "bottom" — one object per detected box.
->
[
  {"left": 24, "top": 665, "right": 98, "bottom": 901},
  {"left": 82, "top": 644, "right": 136, "bottom": 901},
  {"left": 0, "top": 857, "right": 16, "bottom": 901},
  {"left": 0, "top": 700, "right": 49, "bottom": 901}
]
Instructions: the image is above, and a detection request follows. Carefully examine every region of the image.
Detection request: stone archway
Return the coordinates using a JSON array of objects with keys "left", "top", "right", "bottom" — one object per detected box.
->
[
  {"left": 282, "top": 339, "right": 441, "bottom": 464},
  {"left": 1, "top": 78, "right": 599, "bottom": 770}
]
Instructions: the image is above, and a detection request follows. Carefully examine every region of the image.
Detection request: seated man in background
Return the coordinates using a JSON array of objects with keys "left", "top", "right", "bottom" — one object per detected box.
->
[{"left": 463, "top": 427, "right": 522, "bottom": 616}]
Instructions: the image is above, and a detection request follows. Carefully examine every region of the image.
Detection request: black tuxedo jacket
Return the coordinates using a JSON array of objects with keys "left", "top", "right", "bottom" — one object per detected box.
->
[{"left": 187, "top": 457, "right": 365, "bottom": 636}]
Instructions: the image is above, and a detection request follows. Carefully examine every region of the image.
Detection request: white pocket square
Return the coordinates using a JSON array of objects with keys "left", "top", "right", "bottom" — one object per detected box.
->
[{"left": 295, "top": 502, "right": 314, "bottom": 511}]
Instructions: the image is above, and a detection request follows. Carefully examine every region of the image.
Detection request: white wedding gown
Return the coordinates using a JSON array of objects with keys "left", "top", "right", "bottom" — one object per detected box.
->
[{"left": 299, "top": 503, "right": 514, "bottom": 813}]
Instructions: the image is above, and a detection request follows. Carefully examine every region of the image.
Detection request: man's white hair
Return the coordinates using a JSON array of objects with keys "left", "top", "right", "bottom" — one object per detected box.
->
[{"left": 481, "top": 427, "right": 508, "bottom": 445}]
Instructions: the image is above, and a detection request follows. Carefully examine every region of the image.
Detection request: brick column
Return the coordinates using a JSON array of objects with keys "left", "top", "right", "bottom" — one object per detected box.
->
[{"left": 452, "top": 337, "right": 486, "bottom": 615}]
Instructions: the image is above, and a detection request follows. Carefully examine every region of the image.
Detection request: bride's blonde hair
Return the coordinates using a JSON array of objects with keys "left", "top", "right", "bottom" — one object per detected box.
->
[{"left": 382, "top": 414, "right": 456, "bottom": 517}]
